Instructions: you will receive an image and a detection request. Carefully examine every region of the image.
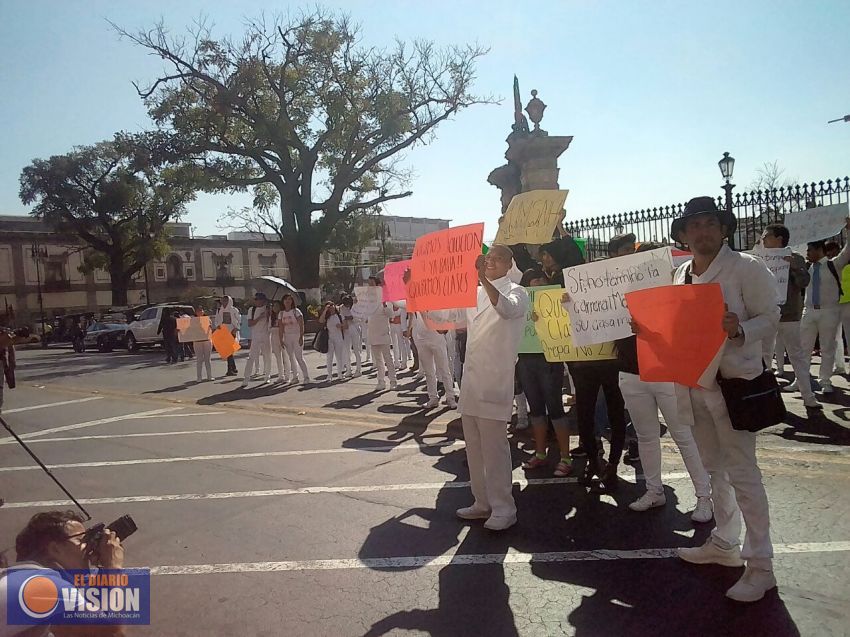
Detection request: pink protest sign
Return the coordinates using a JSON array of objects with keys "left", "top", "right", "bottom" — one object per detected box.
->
[{"left": 382, "top": 260, "right": 411, "bottom": 302}]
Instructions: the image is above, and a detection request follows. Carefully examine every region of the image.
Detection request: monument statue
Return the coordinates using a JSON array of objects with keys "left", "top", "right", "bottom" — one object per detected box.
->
[{"left": 511, "top": 75, "right": 530, "bottom": 135}]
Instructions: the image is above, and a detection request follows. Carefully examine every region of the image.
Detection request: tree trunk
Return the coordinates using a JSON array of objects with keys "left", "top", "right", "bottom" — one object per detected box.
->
[
  {"left": 109, "top": 265, "right": 132, "bottom": 307},
  {"left": 282, "top": 239, "right": 322, "bottom": 291}
]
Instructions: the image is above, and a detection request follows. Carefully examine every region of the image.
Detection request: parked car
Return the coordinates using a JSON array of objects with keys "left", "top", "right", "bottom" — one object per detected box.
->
[
  {"left": 82, "top": 322, "right": 128, "bottom": 353},
  {"left": 125, "top": 304, "right": 195, "bottom": 351}
]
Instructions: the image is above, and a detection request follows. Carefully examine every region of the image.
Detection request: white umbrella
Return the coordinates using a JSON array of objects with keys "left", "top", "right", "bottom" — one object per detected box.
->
[{"left": 251, "top": 276, "right": 298, "bottom": 301}]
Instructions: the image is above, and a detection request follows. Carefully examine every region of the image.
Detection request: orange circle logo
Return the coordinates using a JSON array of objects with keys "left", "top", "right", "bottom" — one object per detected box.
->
[{"left": 19, "top": 575, "right": 59, "bottom": 619}]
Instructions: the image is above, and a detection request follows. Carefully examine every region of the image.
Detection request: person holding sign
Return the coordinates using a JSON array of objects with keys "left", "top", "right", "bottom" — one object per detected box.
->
[
  {"left": 215, "top": 296, "right": 241, "bottom": 376},
  {"left": 456, "top": 245, "right": 529, "bottom": 531},
  {"left": 799, "top": 223, "right": 850, "bottom": 395},
  {"left": 668, "top": 197, "right": 780, "bottom": 603},
  {"left": 191, "top": 307, "right": 214, "bottom": 382},
  {"left": 758, "top": 224, "right": 819, "bottom": 409}
]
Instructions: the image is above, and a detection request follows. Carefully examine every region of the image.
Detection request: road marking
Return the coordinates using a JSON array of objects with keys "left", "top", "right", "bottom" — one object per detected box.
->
[
  {"left": 149, "top": 541, "right": 850, "bottom": 575},
  {"left": 3, "top": 473, "right": 692, "bottom": 508},
  {"left": 21, "top": 422, "right": 334, "bottom": 444},
  {"left": 0, "top": 408, "right": 184, "bottom": 444},
  {"left": 2, "top": 397, "right": 104, "bottom": 413},
  {"left": 0, "top": 440, "right": 463, "bottom": 471}
]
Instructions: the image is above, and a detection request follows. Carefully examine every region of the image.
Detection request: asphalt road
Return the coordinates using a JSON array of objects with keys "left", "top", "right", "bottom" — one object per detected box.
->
[{"left": 1, "top": 346, "right": 849, "bottom": 636}]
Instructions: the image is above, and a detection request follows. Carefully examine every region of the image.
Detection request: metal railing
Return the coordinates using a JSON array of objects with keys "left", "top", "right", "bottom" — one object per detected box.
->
[{"left": 565, "top": 177, "right": 850, "bottom": 261}]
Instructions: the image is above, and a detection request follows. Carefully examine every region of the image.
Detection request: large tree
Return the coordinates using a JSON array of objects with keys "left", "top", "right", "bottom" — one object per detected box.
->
[
  {"left": 118, "top": 9, "right": 490, "bottom": 293},
  {"left": 19, "top": 133, "right": 198, "bottom": 305}
]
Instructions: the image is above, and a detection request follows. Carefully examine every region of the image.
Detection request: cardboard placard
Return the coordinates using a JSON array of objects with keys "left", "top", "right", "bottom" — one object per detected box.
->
[
  {"left": 532, "top": 288, "right": 617, "bottom": 362},
  {"left": 495, "top": 190, "right": 569, "bottom": 245}
]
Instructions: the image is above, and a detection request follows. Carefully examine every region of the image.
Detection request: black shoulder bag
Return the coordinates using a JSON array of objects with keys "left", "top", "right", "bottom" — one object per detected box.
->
[{"left": 685, "top": 266, "right": 787, "bottom": 432}]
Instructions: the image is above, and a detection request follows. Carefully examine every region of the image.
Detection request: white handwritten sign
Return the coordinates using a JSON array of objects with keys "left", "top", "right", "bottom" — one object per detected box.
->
[
  {"left": 495, "top": 190, "right": 569, "bottom": 245},
  {"left": 784, "top": 202, "right": 849, "bottom": 251},
  {"left": 352, "top": 286, "right": 382, "bottom": 319},
  {"left": 562, "top": 247, "right": 674, "bottom": 346},
  {"left": 752, "top": 246, "right": 791, "bottom": 304}
]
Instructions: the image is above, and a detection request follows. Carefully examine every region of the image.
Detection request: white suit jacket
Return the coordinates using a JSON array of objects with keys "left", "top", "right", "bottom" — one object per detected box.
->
[
  {"left": 367, "top": 304, "right": 394, "bottom": 346},
  {"left": 673, "top": 245, "right": 780, "bottom": 425},
  {"left": 459, "top": 276, "right": 529, "bottom": 421}
]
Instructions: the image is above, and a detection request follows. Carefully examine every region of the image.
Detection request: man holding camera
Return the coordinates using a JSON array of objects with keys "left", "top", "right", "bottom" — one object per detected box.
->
[{"left": 0, "top": 511, "right": 127, "bottom": 636}]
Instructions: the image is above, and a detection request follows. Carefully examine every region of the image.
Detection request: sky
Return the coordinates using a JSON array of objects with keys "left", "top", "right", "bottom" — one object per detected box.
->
[{"left": 1, "top": 0, "right": 848, "bottom": 240}]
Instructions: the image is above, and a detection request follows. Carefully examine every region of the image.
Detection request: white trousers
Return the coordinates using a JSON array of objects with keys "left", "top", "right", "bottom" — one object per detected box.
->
[
  {"left": 765, "top": 321, "right": 816, "bottom": 402},
  {"left": 194, "top": 340, "right": 213, "bottom": 381},
  {"left": 345, "top": 325, "right": 362, "bottom": 373},
  {"left": 800, "top": 307, "right": 840, "bottom": 383},
  {"left": 390, "top": 324, "right": 410, "bottom": 367},
  {"left": 282, "top": 334, "right": 310, "bottom": 380},
  {"left": 244, "top": 335, "right": 271, "bottom": 381},
  {"left": 618, "top": 373, "right": 710, "bottom": 497},
  {"left": 689, "top": 387, "right": 773, "bottom": 567},
  {"left": 270, "top": 336, "right": 290, "bottom": 379},
  {"left": 833, "top": 304, "right": 850, "bottom": 373},
  {"left": 370, "top": 344, "right": 397, "bottom": 385},
  {"left": 417, "top": 338, "right": 454, "bottom": 402},
  {"left": 326, "top": 336, "right": 348, "bottom": 379},
  {"left": 461, "top": 415, "right": 516, "bottom": 518}
]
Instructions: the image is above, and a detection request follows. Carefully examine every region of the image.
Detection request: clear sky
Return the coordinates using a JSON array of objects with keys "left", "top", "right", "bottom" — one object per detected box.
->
[{"left": 1, "top": 0, "right": 848, "bottom": 240}]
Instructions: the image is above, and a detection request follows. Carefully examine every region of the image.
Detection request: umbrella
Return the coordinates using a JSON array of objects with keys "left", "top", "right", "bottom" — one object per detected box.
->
[{"left": 251, "top": 276, "right": 298, "bottom": 301}]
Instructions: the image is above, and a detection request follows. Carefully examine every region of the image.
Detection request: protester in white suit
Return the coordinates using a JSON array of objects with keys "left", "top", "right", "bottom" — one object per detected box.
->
[
  {"left": 457, "top": 245, "right": 529, "bottom": 532},
  {"left": 410, "top": 311, "right": 457, "bottom": 409},
  {"left": 664, "top": 197, "right": 780, "bottom": 603},
  {"left": 242, "top": 292, "right": 273, "bottom": 387},
  {"left": 367, "top": 276, "right": 397, "bottom": 390},
  {"left": 269, "top": 300, "right": 291, "bottom": 382},
  {"left": 319, "top": 301, "right": 347, "bottom": 382}
]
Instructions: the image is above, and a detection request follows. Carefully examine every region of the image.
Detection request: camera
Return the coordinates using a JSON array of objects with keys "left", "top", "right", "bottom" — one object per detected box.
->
[{"left": 83, "top": 515, "right": 137, "bottom": 557}]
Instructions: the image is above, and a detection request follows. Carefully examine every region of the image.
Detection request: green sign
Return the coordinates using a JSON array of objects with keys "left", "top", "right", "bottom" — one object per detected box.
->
[
  {"left": 574, "top": 237, "right": 587, "bottom": 258},
  {"left": 519, "top": 285, "right": 561, "bottom": 354}
]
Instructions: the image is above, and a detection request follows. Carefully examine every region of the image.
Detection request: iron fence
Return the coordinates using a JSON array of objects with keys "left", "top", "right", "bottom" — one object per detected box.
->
[{"left": 564, "top": 177, "right": 850, "bottom": 261}]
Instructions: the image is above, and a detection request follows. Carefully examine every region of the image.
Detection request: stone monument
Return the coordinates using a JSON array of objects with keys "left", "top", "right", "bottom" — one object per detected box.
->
[{"left": 487, "top": 77, "right": 573, "bottom": 214}]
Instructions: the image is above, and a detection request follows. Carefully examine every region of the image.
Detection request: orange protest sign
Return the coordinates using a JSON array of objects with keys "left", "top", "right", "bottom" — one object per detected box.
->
[
  {"left": 406, "top": 223, "right": 484, "bottom": 312},
  {"left": 210, "top": 324, "right": 242, "bottom": 360},
  {"left": 625, "top": 284, "right": 726, "bottom": 388}
]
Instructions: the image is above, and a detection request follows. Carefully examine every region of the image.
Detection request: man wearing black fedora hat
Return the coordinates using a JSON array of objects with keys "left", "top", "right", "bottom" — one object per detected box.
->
[{"left": 669, "top": 196, "right": 781, "bottom": 602}]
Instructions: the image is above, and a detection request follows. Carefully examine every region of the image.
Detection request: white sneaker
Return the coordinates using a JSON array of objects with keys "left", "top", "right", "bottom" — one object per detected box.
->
[
  {"left": 265, "top": 377, "right": 273, "bottom": 384},
  {"left": 456, "top": 505, "right": 491, "bottom": 520},
  {"left": 484, "top": 514, "right": 517, "bottom": 531},
  {"left": 725, "top": 566, "right": 777, "bottom": 602},
  {"left": 241, "top": 382, "right": 249, "bottom": 388},
  {"left": 781, "top": 380, "right": 799, "bottom": 393},
  {"left": 425, "top": 398, "right": 440, "bottom": 409},
  {"left": 821, "top": 381, "right": 835, "bottom": 394},
  {"left": 389, "top": 381, "right": 398, "bottom": 390},
  {"left": 691, "top": 496, "right": 714, "bottom": 523},
  {"left": 677, "top": 538, "right": 744, "bottom": 567},
  {"left": 628, "top": 491, "right": 666, "bottom": 512},
  {"left": 354, "top": 370, "right": 362, "bottom": 378},
  {"left": 446, "top": 400, "right": 458, "bottom": 410},
  {"left": 375, "top": 383, "right": 386, "bottom": 391}
]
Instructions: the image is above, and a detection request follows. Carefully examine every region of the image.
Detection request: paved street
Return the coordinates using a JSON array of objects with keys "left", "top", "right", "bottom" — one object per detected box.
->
[{"left": 1, "top": 345, "right": 849, "bottom": 636}]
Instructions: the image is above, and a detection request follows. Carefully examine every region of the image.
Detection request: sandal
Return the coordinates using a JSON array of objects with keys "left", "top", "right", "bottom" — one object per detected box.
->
[
  {"left": 554, "top": 461, "right": 574, "bottom": 477},
  {"left": 522, "top": 455, "right": 548, "bottom": 470}
]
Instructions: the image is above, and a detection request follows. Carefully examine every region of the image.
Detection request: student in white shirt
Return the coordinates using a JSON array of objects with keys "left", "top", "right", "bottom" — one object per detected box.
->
[
  {"left": 366, "top": 276, "right": 398, "bottom": 390},
  {"left": 242, "top": 292, "right": 273, "bottom": 387},
  {"left": 279, "top": 294, "right": 310, "bottom": 383},
  {"left": 319, "top": 301, "right": 347, "bottom": 382}
]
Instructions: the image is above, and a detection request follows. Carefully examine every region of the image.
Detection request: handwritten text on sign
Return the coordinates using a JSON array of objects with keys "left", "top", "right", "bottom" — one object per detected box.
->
[
  {"left": 562, "top": 247, "right": 674, "bottom": 346},
  {"left": 407, "top": 223, "right": 484, "bottom": 312},
  {"left": 752, "top": 247, "right": 791, "bottom": 305},
  {"left": 382, "top": 260, "right": 411, "bottom": 302},
  {"left": 495, "top": 190, "right": 569, "bottom": 245},
  {"left": 784, "top": 202, "right": 849, "bottom": 251},
  {"left": 352, "top": 285, "right": 382, "bottom": 319},
  {"left": 519, "top": 285, "right": 560, "bottom": 354},
  {"left": 532, "top": 289, "right": 617, "bottom": 362}
]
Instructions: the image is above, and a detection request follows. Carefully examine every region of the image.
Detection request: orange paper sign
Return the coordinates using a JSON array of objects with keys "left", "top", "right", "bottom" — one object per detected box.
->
[
  {"left": 210, "top": 324, "right": 242, "bottom": 360},
  {"left": 625, "top": 284, "right": 726, "bottom": 388},
  {"left": 407, "top": 223, "right": 484, "bottom": 312}
]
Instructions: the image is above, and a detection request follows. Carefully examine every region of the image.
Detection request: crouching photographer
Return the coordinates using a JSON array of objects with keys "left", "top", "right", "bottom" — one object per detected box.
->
[{"left": 1, "top": 510, "right": 130, "bottom": 637}]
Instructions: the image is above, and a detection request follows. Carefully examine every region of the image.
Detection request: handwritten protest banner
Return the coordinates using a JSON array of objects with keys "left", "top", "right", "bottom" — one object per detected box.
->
[
  {"left": 382, "top": 260, "right": 411, "bottom": 302},
  {"left": 407, "top": 223, "right": 484, "bottom": 312},
  {"left": 784, "top": 202, "right": 849, "bottom": 251},
  {"left": 562, "top": 247, "right": 673, "bottom": 346},
  {"left": 752, "top": 246, "right": 791, "bottom": 304},
  {"left": 352, "top": 285, "right": 382, "bottom": 319},
  {"left": 519, "top": 285, "right": 559, "bottom": 354},
  {"left": 532, "top": 289, "right": 617, "bottom": 362},
  {"left": 176, "top": 316, "right": 211, "bottom": 342},
  {"left": 211, "top": 325, "right": 242, "bottom": 359},
  {"left": 625, "top": 284, "right": 726, "bottom": 388},
  {"left": 495, "top": 190, "right": 569, "bottom": 245}
]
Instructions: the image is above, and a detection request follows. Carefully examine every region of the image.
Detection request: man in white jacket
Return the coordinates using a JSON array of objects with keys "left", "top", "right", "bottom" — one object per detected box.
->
[
  {"left": 457, "top": 244, "right": 528, "bottom": 531},
  {"left": 669, "top": 197, "right": 780, "bottom": 602}
]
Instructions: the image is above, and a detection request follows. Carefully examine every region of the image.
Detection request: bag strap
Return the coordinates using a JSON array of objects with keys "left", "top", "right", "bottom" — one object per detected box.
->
[
  {"left": 684, "top": 264, "right": 693, "bottom": 285},
  {"left": 827, "top": 260, "right": 844, "bottom": 298}
]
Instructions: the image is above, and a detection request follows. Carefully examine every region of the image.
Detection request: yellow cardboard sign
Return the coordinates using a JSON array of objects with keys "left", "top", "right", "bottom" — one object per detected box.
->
[
  {"left": 532, "top": 289, "right": 617, "bottom": 362},
  {"left": 494, "top": 189, "right": 569, "bottom": 245}
]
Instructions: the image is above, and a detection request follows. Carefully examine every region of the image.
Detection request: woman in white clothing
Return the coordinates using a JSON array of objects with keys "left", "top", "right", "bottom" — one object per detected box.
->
[
  {"left": 319, "top": 301, "right": 347, "bottom": 382},
  {"left": 390, "top": 304, "right": 411, "bottom": 370},
  {"left": 193, "top": 307, "right": 214, "bottom": 382},
  {"left": 279, "top": 294, "right": 310, "bottom": 383},
  {"left": 367, "top": 276, "right": 397, "bottom": 390},
  {"left": 340, "top": 296, "right": 361, "bottom": 377},
  {"left": 269, "top": 300, "right": 290, "bottom": 382}
]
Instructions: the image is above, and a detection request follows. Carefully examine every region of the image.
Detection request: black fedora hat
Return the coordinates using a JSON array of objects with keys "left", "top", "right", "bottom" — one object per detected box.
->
[{"left": 670, "top": 196, "right": 737, "bottom": 242}]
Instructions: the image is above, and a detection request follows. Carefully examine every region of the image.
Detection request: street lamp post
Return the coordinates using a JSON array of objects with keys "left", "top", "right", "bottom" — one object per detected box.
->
[
  {"left": 376, "top": 221, "right": 391, "bottom": 264},
  {"left": 718, "top": 151, "right": 736, "bottom": 249},
  {"left": 30, "top": 240, "right": 46, "bottom": 341},
  {"left": 827, "top": 114, "right": 850, "bottom": 124}
]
